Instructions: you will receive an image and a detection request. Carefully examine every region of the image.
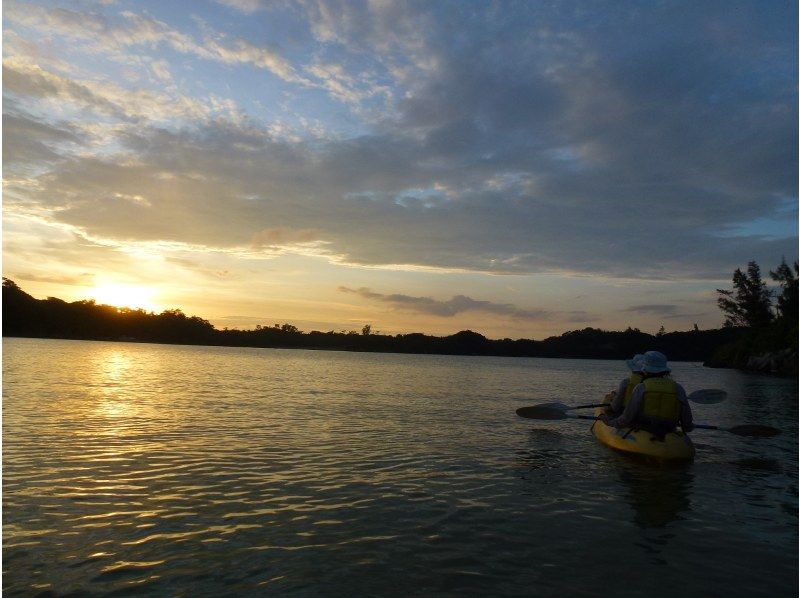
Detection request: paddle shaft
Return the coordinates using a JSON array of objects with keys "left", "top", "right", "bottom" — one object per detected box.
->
[{"left": 516, "top": 407, "right": 781, "bottom": 437}]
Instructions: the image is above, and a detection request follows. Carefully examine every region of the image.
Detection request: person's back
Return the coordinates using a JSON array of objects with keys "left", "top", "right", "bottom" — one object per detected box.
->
[
  {"left": 603, "top": 351, "right": 693, "bottom": 435},
  {"left": 636, "top": 372, "right": 683, "bottom": 436},
  {"left": 609, "top": 354, "right": 645, "bottom": 414}
]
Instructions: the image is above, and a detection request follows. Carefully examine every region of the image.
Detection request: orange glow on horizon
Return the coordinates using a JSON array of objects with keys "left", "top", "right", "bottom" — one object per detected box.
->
[{"left": 91, "top": 283, "right": 159, "bottom": 312}]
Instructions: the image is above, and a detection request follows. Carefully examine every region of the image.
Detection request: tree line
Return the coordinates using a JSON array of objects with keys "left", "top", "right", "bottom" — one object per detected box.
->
[
  {"left": 3, "top": 277, "right": 742, "bottom": 362},
  {"left": 709, "top": 258, "right": 798, "bottom": 374}
]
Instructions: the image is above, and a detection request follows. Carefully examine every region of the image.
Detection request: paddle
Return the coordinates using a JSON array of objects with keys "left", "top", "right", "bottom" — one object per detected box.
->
[
  {"left": 533, "top": 402, "right": 606, "bottom": 411},
  {"left": 521, "top": 389, "right": 727, "bottom": 417},
  {"left": 515, "top": 405, "right": 599, "bottom": 420},
  {"left": 514, "top": 407, "right": 781, "bottom": 438},
  {"left": 686, "top": 389, "right": 727, "bottom": 405}
]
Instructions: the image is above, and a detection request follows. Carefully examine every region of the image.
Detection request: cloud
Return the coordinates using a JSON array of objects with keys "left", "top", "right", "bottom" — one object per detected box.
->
[
  {"left": 623, "top": 305, "right": 679, "bottom": 315},
  {"left": 623, "top": 304, "right": 717, "bottom": 322},
  {"left": 301, "top": 0, "right": 435, "bottom": 65},
  {"left": 339, "top": 286, "right": 551, "bottom": 320},
  {"left": 564, "top": 311, "right": 601, "bottom": 323},
  {"left": 164, "top": 257, "right": 234, "bottom": 280},
  {"left": 5, "top": 4, "right": 197, "bottom": 59},
  {"left": 3, "top": 1, "right": 796, "bottom": 282},
  {"left": 149, "top": 59, "right": 173, "bottom": 84},
  {"left": 305, "top": 61, "right": 386, "bottom": 104},
  {"left": 251, "top": 227, "right": 323, "bottom": 248},
  {"left": 3, "top": 59, "right": 212, "bottom": 123},
  {"left": 12, "top": 272, "right": 95, "bottom": 286},
  {"left": 203, "top": 38, "right": 311, "bottom": 86},
  {"left": 215, "top": 0, "right": 266, "bottom": 14},
  {"left": 1, "top": 213, "right": 147, "bottom": 282},
  {"left": 663, "top": 311, "right": 709, "bottom": 320},
  {"left": 4, "top": 3, "right": 397, "bottom": 109},
  {"left": 5, "top": 108, "right": 795, "bottom": 279},
  {"left": 2, "top": 109, "right": 81, "bottom": 167},
  {"left": 4, "top": 4, "right": 309, "bottom": 87}
]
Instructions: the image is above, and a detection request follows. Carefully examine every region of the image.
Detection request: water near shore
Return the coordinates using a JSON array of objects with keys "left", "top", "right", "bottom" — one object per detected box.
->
[{"left": 3, "top": 338, "right": 798, "bottom": 596}]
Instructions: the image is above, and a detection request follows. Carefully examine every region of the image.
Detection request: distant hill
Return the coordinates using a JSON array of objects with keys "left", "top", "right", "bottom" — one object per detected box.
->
[{"left": 2, "top": 278, "right": 743, "bottom": 362}]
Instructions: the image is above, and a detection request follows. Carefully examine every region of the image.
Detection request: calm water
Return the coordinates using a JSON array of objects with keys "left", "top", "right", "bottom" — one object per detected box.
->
[{"left": 3, "top": 338, "right": 798, "bottom": 596}]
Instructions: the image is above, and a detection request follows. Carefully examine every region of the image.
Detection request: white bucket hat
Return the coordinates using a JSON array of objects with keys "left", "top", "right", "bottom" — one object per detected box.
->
[
  {"left": 625, "top": 354, "right": 645, "bottom": 371},
  {"left": 641, "top": 350, "right": 670, "bottom": 373}
]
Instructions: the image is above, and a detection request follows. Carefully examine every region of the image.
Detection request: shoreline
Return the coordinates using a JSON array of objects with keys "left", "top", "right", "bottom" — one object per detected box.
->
[{"left": 0, "top": 333, "right": 719, "bottom": 365}]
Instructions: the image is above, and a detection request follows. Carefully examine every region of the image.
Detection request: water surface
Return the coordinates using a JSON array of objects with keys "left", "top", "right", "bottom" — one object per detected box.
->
[{"left": 3, "top": 338, "right": 797, "bottom": 595}]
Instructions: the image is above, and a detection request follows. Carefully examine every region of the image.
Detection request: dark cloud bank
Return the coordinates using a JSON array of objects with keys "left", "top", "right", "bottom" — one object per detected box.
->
[
  {"left": 4, "top": 0, "right": 797, "bottom": 280},
  {"left": 338, "top": 286, "right": 553, "bottom": 320}
]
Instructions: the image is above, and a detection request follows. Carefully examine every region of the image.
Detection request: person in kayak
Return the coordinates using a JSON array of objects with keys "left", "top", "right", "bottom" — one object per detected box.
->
[
  {"left": 607, "top": 353, "right": 645, "bottom": 415},
  {"left": 600, "top": 351, "right": 694, "bottom": 436}
]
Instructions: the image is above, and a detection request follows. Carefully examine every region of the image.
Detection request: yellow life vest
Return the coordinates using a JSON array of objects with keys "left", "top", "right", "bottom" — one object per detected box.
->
[
  {"left": 640, "top": 377, "right": 681, "bottom": 423},
  {"left": 622, "top": 372, "right": 644, "bottom": 406}
]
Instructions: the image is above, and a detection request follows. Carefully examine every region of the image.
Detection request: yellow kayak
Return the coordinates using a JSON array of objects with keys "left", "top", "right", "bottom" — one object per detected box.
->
[{"left": 591, "top": 393, "right": 695, "bottom": 462}]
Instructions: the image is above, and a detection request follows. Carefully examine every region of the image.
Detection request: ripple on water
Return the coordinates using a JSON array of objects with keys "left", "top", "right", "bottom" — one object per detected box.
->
[{"left": 3, "top": 339, "right": 798, "bottom": 596}]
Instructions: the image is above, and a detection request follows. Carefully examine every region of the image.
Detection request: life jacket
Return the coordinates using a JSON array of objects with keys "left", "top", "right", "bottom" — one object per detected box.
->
[
  {"left": 638, "top": 377, "right": 681, "bottom": 428},
  {"left": 622, "top": 372, "right": 644, "bottom": 406}
]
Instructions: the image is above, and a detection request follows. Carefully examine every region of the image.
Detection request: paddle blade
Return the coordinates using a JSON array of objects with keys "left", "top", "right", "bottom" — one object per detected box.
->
[
  {"left": 516, "top": 405, "right": 570, "bottom": 420},
  {"left": 688, "top": 389, "right": 728, "bottom": 404},
  {"left": 727, "top": 425, "right": 781, "bottom": 437},
  {"left": 533, "top": 402, "right": 570, "bottom": 410}
]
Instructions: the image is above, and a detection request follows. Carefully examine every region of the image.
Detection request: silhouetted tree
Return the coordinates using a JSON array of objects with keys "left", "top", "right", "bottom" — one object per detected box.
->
[
  {"left": 717, "top": 261, "right": 773, "bottom": 328},
  {"left": 361, "top": 324, "right": 372, "bottom": 336},
  {"left": 770, "top": 258, "right": 798, "bottom": 321},
  {"left": 769, "top": 258, "right": 799, "bottom": 351},
  {"left": 708, "top": 259, "right": 798, "bottom": 374}
]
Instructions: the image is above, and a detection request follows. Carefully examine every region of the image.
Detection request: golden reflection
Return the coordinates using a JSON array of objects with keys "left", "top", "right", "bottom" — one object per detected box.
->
[
  {"left": 96, "top": 400, "right": 136, "bottom": 419},
  {"left": 74, "top": 345, "right": 179, "bottom": 442},
  {"left": 100, "top": 351, "right": 132, "bottom": 385},
  {"left": 89, "top": 396, "right": 142, "bottom": 437},
  {"left": 92, "top": 350, "right": 137, "bottom": 424},
  {"left": 85, "top": 349, "right": 146, "bottom": 436}
]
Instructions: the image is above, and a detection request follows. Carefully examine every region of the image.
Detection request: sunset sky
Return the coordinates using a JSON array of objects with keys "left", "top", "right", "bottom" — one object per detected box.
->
[{"left": 3, "top": 0, "right": 797, "bottom": 338}]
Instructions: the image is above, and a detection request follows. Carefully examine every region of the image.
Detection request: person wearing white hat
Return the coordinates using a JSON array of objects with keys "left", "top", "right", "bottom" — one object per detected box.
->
[
  {"left": 607, "top": 354, "right": 645, "bottom": 415},
  {"left": 600, "top": 351, "right": 694, "bottom": 436}
]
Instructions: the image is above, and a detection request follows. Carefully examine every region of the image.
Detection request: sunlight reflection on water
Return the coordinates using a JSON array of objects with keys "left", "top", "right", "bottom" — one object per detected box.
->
[{"left": 3, "top": 338, "right": 797, "bottom": 596}]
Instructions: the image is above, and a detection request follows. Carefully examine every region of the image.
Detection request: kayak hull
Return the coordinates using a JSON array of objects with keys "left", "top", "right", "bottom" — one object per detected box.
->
[{"left": 592, "top": 393, "right": 695, "bottom": 462}]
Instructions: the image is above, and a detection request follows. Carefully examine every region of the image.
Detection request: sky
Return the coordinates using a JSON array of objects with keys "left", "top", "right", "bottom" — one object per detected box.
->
[{"left": 2, "top": 0, "right": 797, "bottom": 339}]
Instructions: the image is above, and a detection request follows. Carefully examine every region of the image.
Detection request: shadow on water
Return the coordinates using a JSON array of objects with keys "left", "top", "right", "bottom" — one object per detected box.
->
[
  {"left": 514, "top": 428, "right": 564, "bottom": 470},
  {"left": 689, "top": 441, "right": 726, "bottom": 455},
  {"left": 523, "top": 427, "right": 564, "bottom": 443},
  {"left": 513, "top": 428, "right": 569, "bottom": 493},
  {"left": 613, "top": 457, "right": 695, "bottom": 529},
  {"left": 730, "top": 457, "right": 782, "bottom": 474}
]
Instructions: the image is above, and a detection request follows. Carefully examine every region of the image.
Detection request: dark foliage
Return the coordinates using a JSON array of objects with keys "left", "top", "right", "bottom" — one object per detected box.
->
[
  {"left": 2, "top": 278, "right": 217, "bottom": 344},
  {"left": 3, "top": 278, "right": 743, "bottom": 362},
  {"left": 708, "top": 259, "right": 798, "bottom": 375},
  {"left": 716, "top": 261, "right": 773, "bottom": 329},
  {"left": 770, "top": 259, "right": 799, "bottom": 346}
]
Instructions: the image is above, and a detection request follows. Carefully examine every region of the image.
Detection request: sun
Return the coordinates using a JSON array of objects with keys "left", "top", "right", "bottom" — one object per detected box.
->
[{"left": 91, "top": 283, "right": 159, "bottom": 311}]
